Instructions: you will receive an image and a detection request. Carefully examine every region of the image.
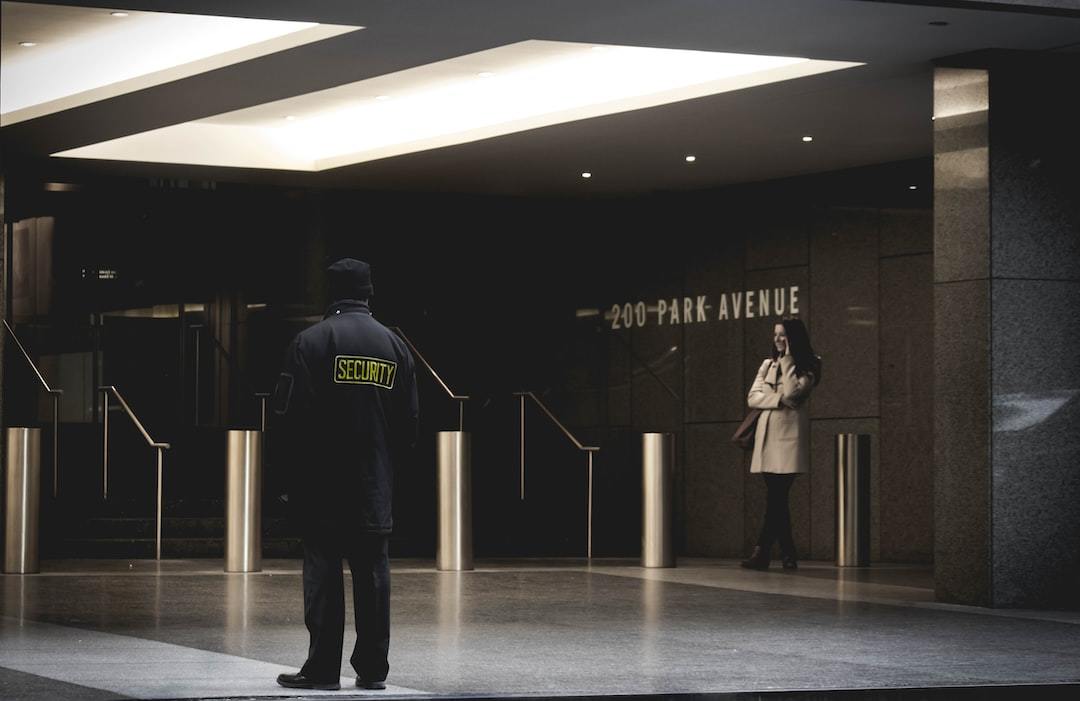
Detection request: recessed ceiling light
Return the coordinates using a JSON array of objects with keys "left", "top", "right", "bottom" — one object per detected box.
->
[
  {"left": 685, "top": 155, "right": 696, "bottom": 163},
  {"left": 477, "top": 71, "right": 494, "bottom": 78},
  {"left": 802, "top": 135, "right": 814, "bottom": 142},
  {"left": 55, "top": 41, "right": 862, "bottom": 170},
  {"left": 909, "top": 185, "right": 918, "bottom": 190},
  {"left": 110, "top": 12, "right": 129, "bottom": 17},
  {"left": 285, "top": 115, "right": 297, "bottom": 121},
  {"left": 1, "top": 7, "right": 362, "bottom": 126},
  {"left": 43, "top": 182, "right": 82, "bottom": 192},
  {"left": 581, "top": 172, "right": 592, "bottom": 179}
]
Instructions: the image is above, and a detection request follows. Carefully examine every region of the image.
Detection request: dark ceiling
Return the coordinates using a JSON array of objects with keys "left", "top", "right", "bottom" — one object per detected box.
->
[{"left": 3, "top": 0, "right": 1079, "bottom": 195}]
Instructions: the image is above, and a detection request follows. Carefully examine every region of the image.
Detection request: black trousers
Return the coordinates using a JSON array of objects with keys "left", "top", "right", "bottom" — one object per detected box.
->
[
  {"left": 757, "top": 473, "right": 797, "bottom": 556},
  {"left": 300, "top": 526, "right": 390, "bottom": 682}
]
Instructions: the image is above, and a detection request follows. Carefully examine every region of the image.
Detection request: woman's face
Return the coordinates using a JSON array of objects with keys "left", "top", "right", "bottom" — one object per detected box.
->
[{"left": 773, "top": 323, "right": 787, "bottom": 355}]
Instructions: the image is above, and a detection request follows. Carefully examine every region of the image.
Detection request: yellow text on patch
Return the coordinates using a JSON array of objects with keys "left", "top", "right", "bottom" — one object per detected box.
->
[{"left": 333, "top": 355, "right": 397, "bottom": 389}]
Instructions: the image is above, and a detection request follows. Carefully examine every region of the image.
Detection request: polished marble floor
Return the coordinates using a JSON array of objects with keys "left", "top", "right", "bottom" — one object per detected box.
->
[{"left": 2, "top": 558, "right": 1079, "bottom": 700}]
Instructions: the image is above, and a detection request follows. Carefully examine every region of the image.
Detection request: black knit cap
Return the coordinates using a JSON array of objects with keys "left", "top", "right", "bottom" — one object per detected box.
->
[{"left": 326, "top": 258, "right": 374, "bottom": 301}]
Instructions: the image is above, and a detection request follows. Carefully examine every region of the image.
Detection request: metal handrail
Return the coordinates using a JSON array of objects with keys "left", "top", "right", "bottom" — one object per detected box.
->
[
  {"left": 255, "top": 392, "right": 271, "bottom": 432},
  {"left": 99, "top": 385, "right": 170, "bottom": 560},
  {"left": 3, "top": 320, "right": 63, "bottom": 497},
  {"left": 4, "top": 320, "right": 59, "bottom": 392},
  {"left": 514, "top": 391, "right": 600, "bottom": 559},
  {"left": 391, "top": 327, "right": 469, "bottom": 431},
  {"left": 189, "top": 323, "right": 268, "bottom": 428}
]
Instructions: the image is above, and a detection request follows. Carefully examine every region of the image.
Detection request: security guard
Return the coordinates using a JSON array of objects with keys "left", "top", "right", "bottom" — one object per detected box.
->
[{"left": 274, "top": 258, "right": 418, "bottom": 691}]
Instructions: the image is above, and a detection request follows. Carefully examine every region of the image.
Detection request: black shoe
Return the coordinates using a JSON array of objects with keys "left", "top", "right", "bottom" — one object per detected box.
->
[
  {"left": 740, "top": 546, "right": 770, "bottom": 570},
  {"left": 356, "top": 677, "right": 387, "bottom": 690},
  {"left": 276, "top": 672, "right": 340, "bottom": 690},
  {"left": 781, "top": 554, "right": 798, "bottom": 570}
]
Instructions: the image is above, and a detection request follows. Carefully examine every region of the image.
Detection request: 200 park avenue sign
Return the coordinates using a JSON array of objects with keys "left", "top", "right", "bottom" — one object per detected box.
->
[{"left": 608, "top": 286, "right": 800, "bottom": 330}]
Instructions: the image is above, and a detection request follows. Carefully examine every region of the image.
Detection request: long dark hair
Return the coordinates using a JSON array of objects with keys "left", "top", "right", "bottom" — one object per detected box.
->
[{"left": 771, "top": 318, "right": 822, "bottom": 386}]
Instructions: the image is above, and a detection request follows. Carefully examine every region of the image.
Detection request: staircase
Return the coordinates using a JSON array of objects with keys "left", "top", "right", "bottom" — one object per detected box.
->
[
  {"left": 40, "top": 423, "right": 303, "bottom": 560},
  {"left": 48, "top": 513, "right": 303, "bottom": 559}
]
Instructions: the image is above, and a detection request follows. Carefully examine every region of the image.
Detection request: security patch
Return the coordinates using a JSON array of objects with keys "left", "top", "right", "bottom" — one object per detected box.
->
[{"left": 334, "top": 355, "right": 397, "bottom": 389}]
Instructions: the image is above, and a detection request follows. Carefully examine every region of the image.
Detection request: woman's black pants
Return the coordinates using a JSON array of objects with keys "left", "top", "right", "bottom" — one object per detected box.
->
[{"left": 757, "top": 473, "right": 797, "bottom": 557}]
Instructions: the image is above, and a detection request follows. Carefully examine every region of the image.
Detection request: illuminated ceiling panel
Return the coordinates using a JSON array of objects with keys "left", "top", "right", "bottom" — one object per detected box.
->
[
  {"left": 53, "top": 40, "right": 863, "bottom": 170},
  {"left": 0, "top": 2, "right": 361, "bottom": 125}
]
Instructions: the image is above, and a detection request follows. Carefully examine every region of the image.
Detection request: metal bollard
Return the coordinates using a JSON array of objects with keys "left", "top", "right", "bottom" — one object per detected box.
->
[
  {"left": 836, "top": 433, "right": 871, "bottom": 567},
  {"left": 226, "top": 430, "right": 262, "bottom": 573},
  {"left": 5, "top": 428, "right": 41, "bottom": 574},
  {"left": 642, "top": 432, "right": 675, "bottom": 568},
  {"left": 437, "top": 431, "right": 473, "bottom": 571}
]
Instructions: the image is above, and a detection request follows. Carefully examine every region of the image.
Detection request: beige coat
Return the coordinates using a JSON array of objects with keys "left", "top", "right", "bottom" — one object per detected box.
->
[{"left": 747, "top": 355, "right": 815, "bottom": 474}]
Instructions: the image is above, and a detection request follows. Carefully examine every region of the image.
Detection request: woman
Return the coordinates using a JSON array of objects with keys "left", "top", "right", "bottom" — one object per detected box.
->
[{"left": 741, "top": 318, "right": 821, "bottom": 570}]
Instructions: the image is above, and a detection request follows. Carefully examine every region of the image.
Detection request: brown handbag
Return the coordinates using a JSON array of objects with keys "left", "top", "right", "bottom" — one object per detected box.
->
[{"left": 731, "top": 408, "right": 762, "bottom": 450}]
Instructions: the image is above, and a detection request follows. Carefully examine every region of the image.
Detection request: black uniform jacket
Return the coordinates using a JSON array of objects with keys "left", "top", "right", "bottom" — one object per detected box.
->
[{"left": 272, "top": 299, "right": 419, "bottom": 534}]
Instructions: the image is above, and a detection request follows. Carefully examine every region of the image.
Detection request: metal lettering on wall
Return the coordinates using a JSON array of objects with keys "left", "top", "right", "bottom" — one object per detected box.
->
[{"left": 606, "top": 286, "right": 800, "bottom": 329}]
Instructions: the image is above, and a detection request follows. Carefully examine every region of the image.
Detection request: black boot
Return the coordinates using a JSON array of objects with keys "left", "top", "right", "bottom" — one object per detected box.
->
[
  {"left": 780, "top": 541, "right": 798, "bottom": 569},
  {"left": 277, "top": 672, "right": 340, "bottom": 690},
  {"left": 740, "top": 546, "right": 770, "bottom": 570}
]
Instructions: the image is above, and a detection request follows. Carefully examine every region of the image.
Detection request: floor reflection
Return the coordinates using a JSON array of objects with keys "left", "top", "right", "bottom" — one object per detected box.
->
[{"left": 225, "top": 572, "right": 253, "bottom": 653}]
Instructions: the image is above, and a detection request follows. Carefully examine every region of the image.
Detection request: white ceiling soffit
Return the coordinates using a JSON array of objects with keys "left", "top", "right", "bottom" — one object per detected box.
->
[
  {"left": 0, "top": 2, "right": 361, "bottom": 125},
  {"left": 53, "top": 40, "right": 862, "bottom": 170}
]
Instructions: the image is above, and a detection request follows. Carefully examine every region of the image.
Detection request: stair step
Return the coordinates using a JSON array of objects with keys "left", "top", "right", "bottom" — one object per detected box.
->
[
  {"left": 55, "top": 496, "right": 290, "bottom": 520},
  {"left": 56, "top": 517, "right": 297, "bottom": 539},
  {"left": 50, "top": 537, "right": 303, "bottom": 559}
]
